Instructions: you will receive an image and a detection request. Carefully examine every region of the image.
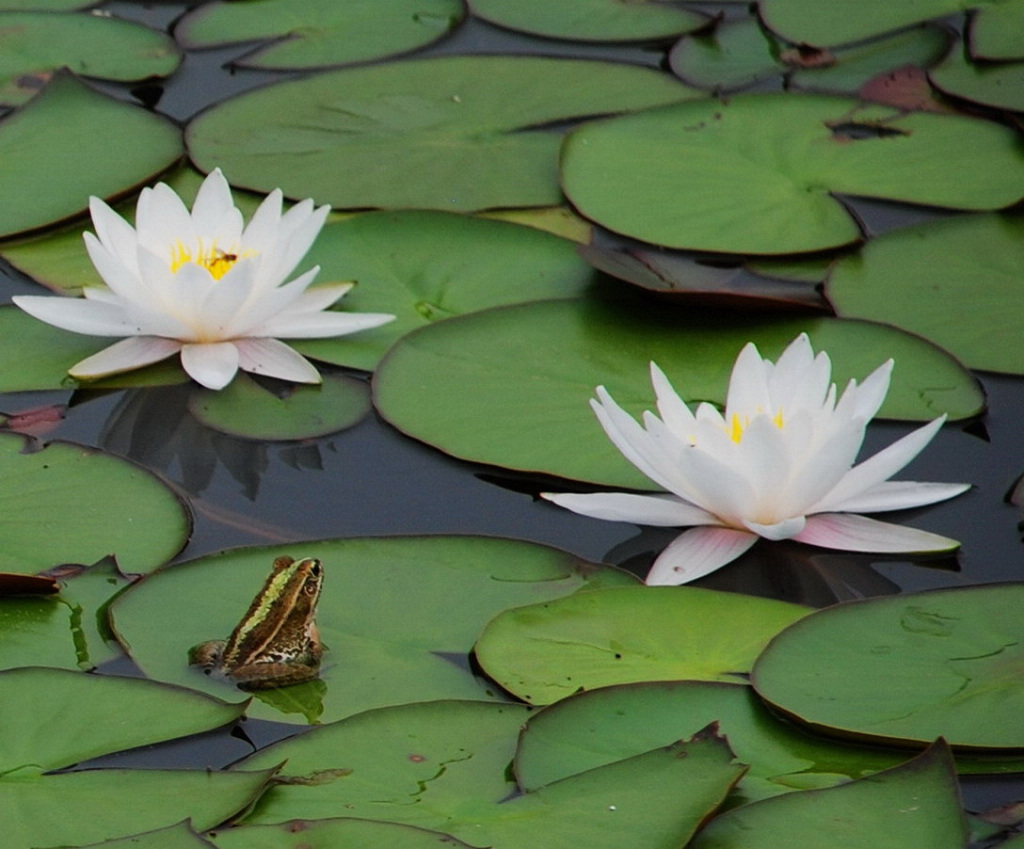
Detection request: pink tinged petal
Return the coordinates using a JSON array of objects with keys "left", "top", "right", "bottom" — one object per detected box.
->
[
  {"left": 823, "top": 480, "right": 970, "bottom": 514},
  {"left": 180, "top": 341, "right": 240, "bottom": 390},
  {"left": 650, "top": 362, "right": 698, "bottom": 437},
  {"left": 811, "top": 416, "right": 947, "bottom": 513},
  {"left": 234, "top": 337, "right": 321, "bottom": 384},
  {"left": 793, "top": 513, "right": 961, "bottom": 553},
  {"left": 645, "top": 527, "right": 759, "bottom": 586},
  {"left": 256, "top": 309, "right": 395, "bottom": 339},
  {"left": 88, "top": 197, "right": 138, "bottom": 268},
  {"left": 13, "top": 295, "right": 139, "bottom": 337},
  {"left": 743, "top": 515, "right": 806, "bottom": 541},
  {"left": 69, "top": 336, "right": 182, "bottom": 379},
  {"left": 540, "top": 491, "right": 721, "bottom": 527}
]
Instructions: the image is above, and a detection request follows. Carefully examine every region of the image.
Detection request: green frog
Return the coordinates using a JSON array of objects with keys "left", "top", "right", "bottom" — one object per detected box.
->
[{"left": 189, "top": 556, "right": 324, "bottom": 690}]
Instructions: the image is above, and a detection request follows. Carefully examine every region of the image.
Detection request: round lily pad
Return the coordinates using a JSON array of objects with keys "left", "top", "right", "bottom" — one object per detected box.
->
[
  {"left": 236, "top": 700, "right": 744, "bottom": 849},
  {"left": 752, "top": 584, "right": 1024, "bottom": 749},
  {"left": 0, "top": 558, "right": 131, "bottom": 671},
  {"left": 827, "top": 213, "right": 1024, "bottom": 375},
  {"left": 475, "top": 586, "right": 810, "bottom": 704},
  {"left": 0, "top": 432, "right": 190, "bottom": 575},
  {"left": 0, "top": 11, "right": 181, "bottom": 107},
  {"left": 109, "top": 536, "right": 635, "bottom": 724},
  {"left": 929, "top": 44, "right": 1024, "bottom": 112},
  {"left": 560, "top": 92, "right": 1024, "bottom": 254},
  {"left": 758, "top": 0, "right": 972, "bottom": 47},
  {"left": 373, "top": 297, "right": 985, "bottom": 489},
  {"left": 468, "top": 0, "right": 708, "bottom": 42},
  {"left": 688, "top": 743, "right": 967, "bottom": 849},
  {"left": 969, "top": 0, "right": 1024, "bottom": 60},
  {"left": 186, "top": 55, "right": 702, "bottom": 212},
  {"left": 0, "top": 71, "right": 183, "bottom": 238},
  {"left": 176, "top": 0, "right": 464, "bottom": 70},
  {"left": 187, "top": 372, "right": 371, "bottom": 440}
]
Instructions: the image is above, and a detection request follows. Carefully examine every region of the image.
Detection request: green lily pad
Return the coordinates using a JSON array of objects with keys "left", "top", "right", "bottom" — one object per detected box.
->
[
  {"left": 0, "top": 558, "right": 132, "bottom": 671},
  {"left": 752, "top": 584, "right": 1024, "bottom": 750},
  {"left": 0, "top": 667, "right": 246, "bottom": 770},
  {"left": 827, "top": 213, "right": 1024, "bottom": 375},
  {"left": 373, "top": 297, "right": 985, "bottom": 489},
  {"left": 3, "top": 769, "right": 274, "bottom": 849},
  {"left": 186, "top": 56, "right": 703, "bottom": 212},
  {"left": 211, "top": 818, "right": 476, "bottom": 849},
  {"left": 0, "top": 71, "right": 182, "bottom": 238},
  {"left": 969, "top": 0, "right": 1024, "bottom": 59},
  {"left": 177, "top": 0, "right": 464, "bottom": 69},
  {"left": 0, "top": 432, "right": 190, "bottom": 575},
  {"left": 514, "top": 681, "right": 1024, "bottom": 804},
  {"left": 475, "top": 586, "right": 809, "bottom": 704},
  {"left": 0, "top": 0, "right": 89, "bottom": 7},
  {"left": 689, "top": 742, "right": 967, "bottom": 848},
  {"left": 467, "top": 0, "right": 708, "bottom": 42},
  {"left": 929, "top": 42, "right": 1024, "bottom": 112},
  {"left": 0, "top": 11, "right": 181, "bottom": 107},
  {"left": 759, "top": 0, "right": 974, "bottom": 47},
  {"left": 292, "top": 211, "right": 597, "bottom": 371},
  {"left": 236, "top": 700, "right": 746, "bottom": 849},
  {"left": 109, "top": 536, "right": 636, "bottom": 724},
  {"left": 671, "top": 18, "right": 950, "bottom": 93},
  {"left": 561, "top": 92, "right": 1024, "bottom": 254},
  {"left": 77, "top": 821, "right": 216, "bottom": 849},
  {"left": 187, "top": 372, "right": 371, "bottom": 440}
]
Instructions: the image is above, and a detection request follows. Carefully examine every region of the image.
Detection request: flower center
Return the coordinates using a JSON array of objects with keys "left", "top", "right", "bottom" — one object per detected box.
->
[
  {"left": 169, "top": 240, "right": 247, "bottom": 281},
  {"left": 729, "top": 408, "right": 784, "bottom": 443}
]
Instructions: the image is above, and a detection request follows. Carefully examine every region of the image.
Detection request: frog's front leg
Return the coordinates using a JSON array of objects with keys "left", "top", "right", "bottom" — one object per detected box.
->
[{"left": 188, "top": 639, "right": 226, "bottom": 672}]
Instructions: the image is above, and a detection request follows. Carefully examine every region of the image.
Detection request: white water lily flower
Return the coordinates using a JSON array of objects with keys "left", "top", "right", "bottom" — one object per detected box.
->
[
  {"left": 543, "top": 334, "right": 970, "bottom": 586},
  {"left": 14, "top": 169, "right": 394, "bottom": 390}
]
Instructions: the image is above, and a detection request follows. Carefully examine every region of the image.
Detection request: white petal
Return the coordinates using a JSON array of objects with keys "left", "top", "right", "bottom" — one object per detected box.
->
[
  {"left": 743, "top": 515, "right": 806, "bottom": 541},
  {"left": 83, "top": 233, "right": 148, "bottom": 303},
  {"left": 650, "top": 362, "right": 697, "bottom": 437},
  {"left": 591, "top": 389, "right": 682, "bottom": 494},
  {"left": 822, "top": 480, "right": 970, "bottom": 514},
  {"left": 541, "top": 491, "right": 721, "bottom": 527},
  {"left": 191, "top": 168, "right": 242, "bottom": 241},
  {"left": 135, "top": 183, "right": 193, "bottom": 257},
  {"left": 88, "top": 196, "right": 138, "bottom": 268},
  {"left": 811, "top": 416, "right": 947, "bottom": 513},
  {"left": 645, "top": 527, "right": 758, "bottom": 585},
  {"left": 241, "top": 187, "right": 284, "bottom": 250},
  {"left": 234, "top": 337, "right": 321, "bottom": 384},
  {"left": 256, "top": 309, "right": 395, "bottom": 339},
  {"left": 281, "top": 282, "right": 354, "bottom": 314},
  {"left": 70, "top": 336, "right": 182, "bottom": 379},
  {"left": 724, "top": 342, "right": 771, "bottom": 417},
  {"left": 13, "top": 295, "right": 137, "bottom": 337},
  {"left": 180, "top": 341, "right": 240, "bottom": 390},
  {"left": 838, "top": 359, "right": 893, "bottom": 422},
  {"left": 793, "top": 513, "right": 961, "bottom": 553}
]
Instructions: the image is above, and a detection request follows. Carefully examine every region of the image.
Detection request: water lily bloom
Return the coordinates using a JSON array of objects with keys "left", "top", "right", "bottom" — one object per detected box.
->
[
  {"left": 543, "top": 334, "right": 969, "bottom": 586},
  {"left": 14, "top": 169, "right": 394, "bottom": 390}
]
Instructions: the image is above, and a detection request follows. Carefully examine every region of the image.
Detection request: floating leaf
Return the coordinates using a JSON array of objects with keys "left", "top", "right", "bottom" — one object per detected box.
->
[
  {"left": 177, "top": 0, "right": 464, "bottom": 69},
  {"left": 0, "top": 71, "right": 182, "bottom": 238},
  {"left": 0, "top": 0, "right": 89, "bottom": 8},
  {"left": 0, "top": 11, "right": 181, "bottom": 107},
  {"left": 0, "top": 433, "right": 190, "bottom": 574},
  {"left": 688, "top": 742, "right": 967, "bottom": 848},
  {"left": 929, "top": 42, "right": 1024, "bottom": 112},
  {"left": 561, "top": 92, "right": 1024, "bottom": 254},
  {"left": 969, "top": 0, "right": 1024, "bottom": 60},
  {"left": 373, "top": 297, "right": 985, "bottom": 489},
  {"left": 187, "top": 372, "right": 371, "bottom": 441},
  {"left": 514, "top": 681, "right": 1024, "bottom": 803},
  {"left": 468, "top": 0, "right": 708, "bottom": 42},
  {"left": 752, "top": 584, "right": 1024, "bottom": 749},
  {"left": 236, "top": 700, "right": 746, "bottom": 849},
  {"left": 475, "top": 586, "right": 809, "bottom": 704},
  {"left": 211, "top": 818, "right": 476, "bottom": 849},
  {"left": 827, "top": 213, "right": 1024, "bottom": 375},
  {"left": 759, "top": 0, "right": 972, "bottom": 48},
  {"left": 0, "top": 558, "right": 131, "bottom": 671},
  {"left": 671, "top": 18, "right": 949, "bottom": 94},
  {"left": 109, "top": 536, "right": 635, "bottom": 724},
  {"left": 186, "top": 56, "right": 702, "bottom": 211},
  {"left": 76, "top": 821, "right": 216, "bottom": 849}
]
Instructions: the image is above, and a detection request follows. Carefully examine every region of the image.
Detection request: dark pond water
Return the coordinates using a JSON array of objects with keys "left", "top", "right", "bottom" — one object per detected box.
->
[{"left": 0, "top": 0, "right": 1020, "bottom": 819}]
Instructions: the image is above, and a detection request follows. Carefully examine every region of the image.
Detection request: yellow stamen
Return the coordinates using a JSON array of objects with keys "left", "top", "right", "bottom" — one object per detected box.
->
[
  {"left": 169, "top": 240, "right": 246, "bottom": 281},
  {"left": 729, "top": 408, "right": 785, "bottom": 443}
]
